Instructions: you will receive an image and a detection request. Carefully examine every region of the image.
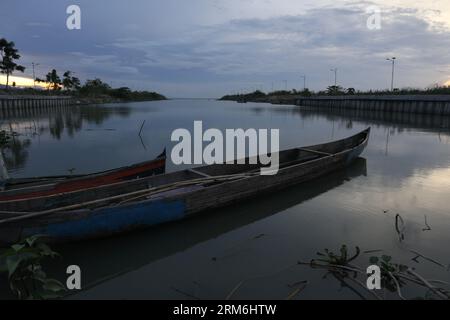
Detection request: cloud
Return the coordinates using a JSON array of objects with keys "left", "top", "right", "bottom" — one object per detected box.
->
[
  {"left": 25, "top": 22, "right": 52, "bottom": 28},
  {"left": 1, "top": 0, "right": 450, "bottom": 97},
  {"left": 106, "top": 2, "right": 450, "bottom": 88},
  {"left": 68, "top": 52, "right": 140, "bottom": 76}
]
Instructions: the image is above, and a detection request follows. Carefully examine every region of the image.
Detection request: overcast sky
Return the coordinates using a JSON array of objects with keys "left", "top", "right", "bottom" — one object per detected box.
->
[{"left": 1, "top": 0, "right": 450, "bottom": 97}]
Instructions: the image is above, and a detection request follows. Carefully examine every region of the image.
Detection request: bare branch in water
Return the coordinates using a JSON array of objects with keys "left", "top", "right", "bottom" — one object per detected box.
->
[
  {"left": 286, "top": 281, "right": 308, "bottom": 300},
  {"left": 226, "top": 282, "right": 243, "bottom": 301},
  {"left": 388, "top": 271, "right": 406, "bottom": 300},
  {"left": 409, "top": 249, "right": 446, "bottom": 268},
  {"left": 395, "top": 214, "right": 406, "bottom": 241},
  {"left": 363, "top": 249, "right": 384, "bottom": 254},
  {"left": 422, "top": 215, "right": 432, "bottom": 232},
  {"left": 407, "top": 269, "right": 450, "bottom": 300},
  {"left": 170, "top": 286, "right": 201, "bottom": 300}
]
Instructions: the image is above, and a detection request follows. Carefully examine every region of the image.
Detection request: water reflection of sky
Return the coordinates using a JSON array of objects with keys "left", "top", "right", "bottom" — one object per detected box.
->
[
  {"left": 1, "top": 100, "right": 450, "bottom": 299},
  {"left": 3, "top": 100, "right": 450, "bottom": 178}
]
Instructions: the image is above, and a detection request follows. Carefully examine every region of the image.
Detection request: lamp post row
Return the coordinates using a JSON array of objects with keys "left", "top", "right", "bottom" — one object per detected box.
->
[{"left": 294, "top": 58, "right": 396, "bottom": 93}]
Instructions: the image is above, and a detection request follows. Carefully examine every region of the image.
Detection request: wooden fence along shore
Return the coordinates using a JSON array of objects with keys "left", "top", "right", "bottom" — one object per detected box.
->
[{"left": 294, "top": 95, "right": 450, "bottom": 116}]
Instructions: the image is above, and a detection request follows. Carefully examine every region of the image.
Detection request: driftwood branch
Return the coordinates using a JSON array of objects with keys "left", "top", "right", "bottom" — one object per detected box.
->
[
  {"left": 409, "top": 250, "right": 446, "bottom": 268},
  {"left": 395, "top": 214, "right": 405, "bottom": 241},
  {"left": 422, "top": 215, "right": 432, "bottom": 231},
  {"left": 407, "top": 269, "right": 450, "bottom": 300},
  {"left": 388, "top": 271, "right": 406, "bottom": 300},
  {"left": 138, "top": 120, "right": 146, "bottom": 137}
]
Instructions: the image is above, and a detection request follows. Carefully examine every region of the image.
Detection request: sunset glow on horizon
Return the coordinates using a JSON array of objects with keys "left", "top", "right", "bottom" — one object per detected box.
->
[{"left": 0, "top": 75, "right": 49, "bottom": 89}]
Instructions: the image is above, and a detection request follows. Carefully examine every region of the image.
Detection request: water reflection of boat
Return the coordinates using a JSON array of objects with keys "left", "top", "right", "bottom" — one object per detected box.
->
[
  {"left": 0, "top": 149, "right": 166, "bottom": 201},
  {"left": 49, "top": 157, "right": 367, "bottom": 298},
  {"left": 0, "top": 129, "right": 370, "bottom": 245}
]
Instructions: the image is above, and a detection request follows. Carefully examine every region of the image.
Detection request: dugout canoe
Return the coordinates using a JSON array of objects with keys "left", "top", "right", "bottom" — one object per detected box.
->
[
  {"left": 0, "top": 128, "right": 370, "bottom": 245},
  {"left": 0, "top": 149, "right": 166, "bottom": 201}
]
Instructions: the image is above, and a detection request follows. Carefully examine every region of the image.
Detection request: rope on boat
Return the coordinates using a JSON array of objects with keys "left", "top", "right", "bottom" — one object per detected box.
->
[{"left": 0, "top": 172, "right": 260, "bottom": 225}]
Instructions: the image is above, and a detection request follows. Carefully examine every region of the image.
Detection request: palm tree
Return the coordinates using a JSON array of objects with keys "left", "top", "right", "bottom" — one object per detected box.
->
[
  {"left": 347, "top": 87, "right": 356, "bottom": 95},
  {"left": 45, "top": 69, "right": 62, "bottom": 91},
  {"left": 62, "top": 71, "right": 81, "bottom": 91},
  {"left": 327, "top": 85, "right": 344, "bottom": 95},
  {"left": 0, "top": 38, "right": 25, "bottom": 90}
]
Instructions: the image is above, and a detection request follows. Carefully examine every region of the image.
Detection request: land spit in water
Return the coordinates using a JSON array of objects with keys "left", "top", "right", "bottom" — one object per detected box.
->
[{"left": 220, "top": 94, "right": 450, "bottom": 116}]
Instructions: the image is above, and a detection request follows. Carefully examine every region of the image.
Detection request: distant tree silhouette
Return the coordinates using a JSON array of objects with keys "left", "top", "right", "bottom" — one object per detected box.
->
[
  {"left": 45, "top": 69, "right": 62, "bottom": 91},
  {"left": 110, "top": 87, "right": 132, "bottom": 99},
  {"left": 327, "top": 85, "right": 345, "bottom": 95},
  {"left": 0, "top": 38, "right": 25, "bottom": 90},
  {"left": 300, "top": 88, "right": 312, "bottom": 97},
  {"left": 79, "top": 78, "right": 111, "bottom": 96},
  {"left": 347, "top": 87, "right": 356, "bottom": 95},
  {"left": 62, "top": 71, "right": 81, "bottom": 91}
]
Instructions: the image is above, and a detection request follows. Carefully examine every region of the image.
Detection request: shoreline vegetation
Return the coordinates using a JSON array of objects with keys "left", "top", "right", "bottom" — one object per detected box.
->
[
  {"left": 0, "top": 84, "right": 167, "bottom": 105},
  {"left": 219, "top": 86, "right": 450, "bottom": 104},
  {"left": 0, "top": 38, "right": 167, "bottom": 104}
]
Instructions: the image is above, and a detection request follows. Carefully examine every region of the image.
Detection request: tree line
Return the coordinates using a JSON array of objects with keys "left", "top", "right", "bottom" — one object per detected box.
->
[
  {"left": 0, "top": 38, "right": 166, "bottom": 101},
  {"left": 220, "top": 84, "right": 450, "bottom": 101}
]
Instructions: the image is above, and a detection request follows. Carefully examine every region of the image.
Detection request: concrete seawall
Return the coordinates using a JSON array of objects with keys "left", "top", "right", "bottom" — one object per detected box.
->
[
  {"left": 0, "top": 96, "right": 74, "bottom": 118},
  {"left": 295, "top": 95, "right": 450, "bottom": 116},
  {"left": 0, "top": 95, "right": 74, "bottom": 108}
]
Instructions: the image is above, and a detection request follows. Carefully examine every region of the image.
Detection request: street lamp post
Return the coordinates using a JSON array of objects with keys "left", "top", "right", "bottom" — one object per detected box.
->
[
  {"left": 386, "top": 57, "right": 396, "bottom": 91},
  {"left": 330, "top": 68, "right": 337, "bottom": 87},
  {"left": 31, "top": 62, "right": 40, "bottom": 89},
  {"left": 300, "top": 75, "right": 306, "bottom": 91}
]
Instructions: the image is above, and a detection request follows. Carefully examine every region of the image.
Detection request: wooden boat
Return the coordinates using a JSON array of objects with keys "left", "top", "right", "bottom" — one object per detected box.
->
[
  {"left": 51, "top": 158, "right": 368, "bottom": 298},
  {"left": 0, "top": 149, "right": 166, "bottom": 201},
  {"left": 0, "top": 128, "right": 370, "bottom": 245}
]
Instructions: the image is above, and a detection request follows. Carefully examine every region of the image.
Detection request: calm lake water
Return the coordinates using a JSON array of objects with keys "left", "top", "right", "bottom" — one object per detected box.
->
[{"left": 1, "top": 99, "right": 450, "bottom": 300}]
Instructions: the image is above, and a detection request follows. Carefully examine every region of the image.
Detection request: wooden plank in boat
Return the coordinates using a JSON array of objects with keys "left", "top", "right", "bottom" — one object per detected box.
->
[
  {"left": 188, "top": 169, "right": 211, "bottom": 178},
  {"left": 299, "top": 148, "right": 333, "bottom": 156}
]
